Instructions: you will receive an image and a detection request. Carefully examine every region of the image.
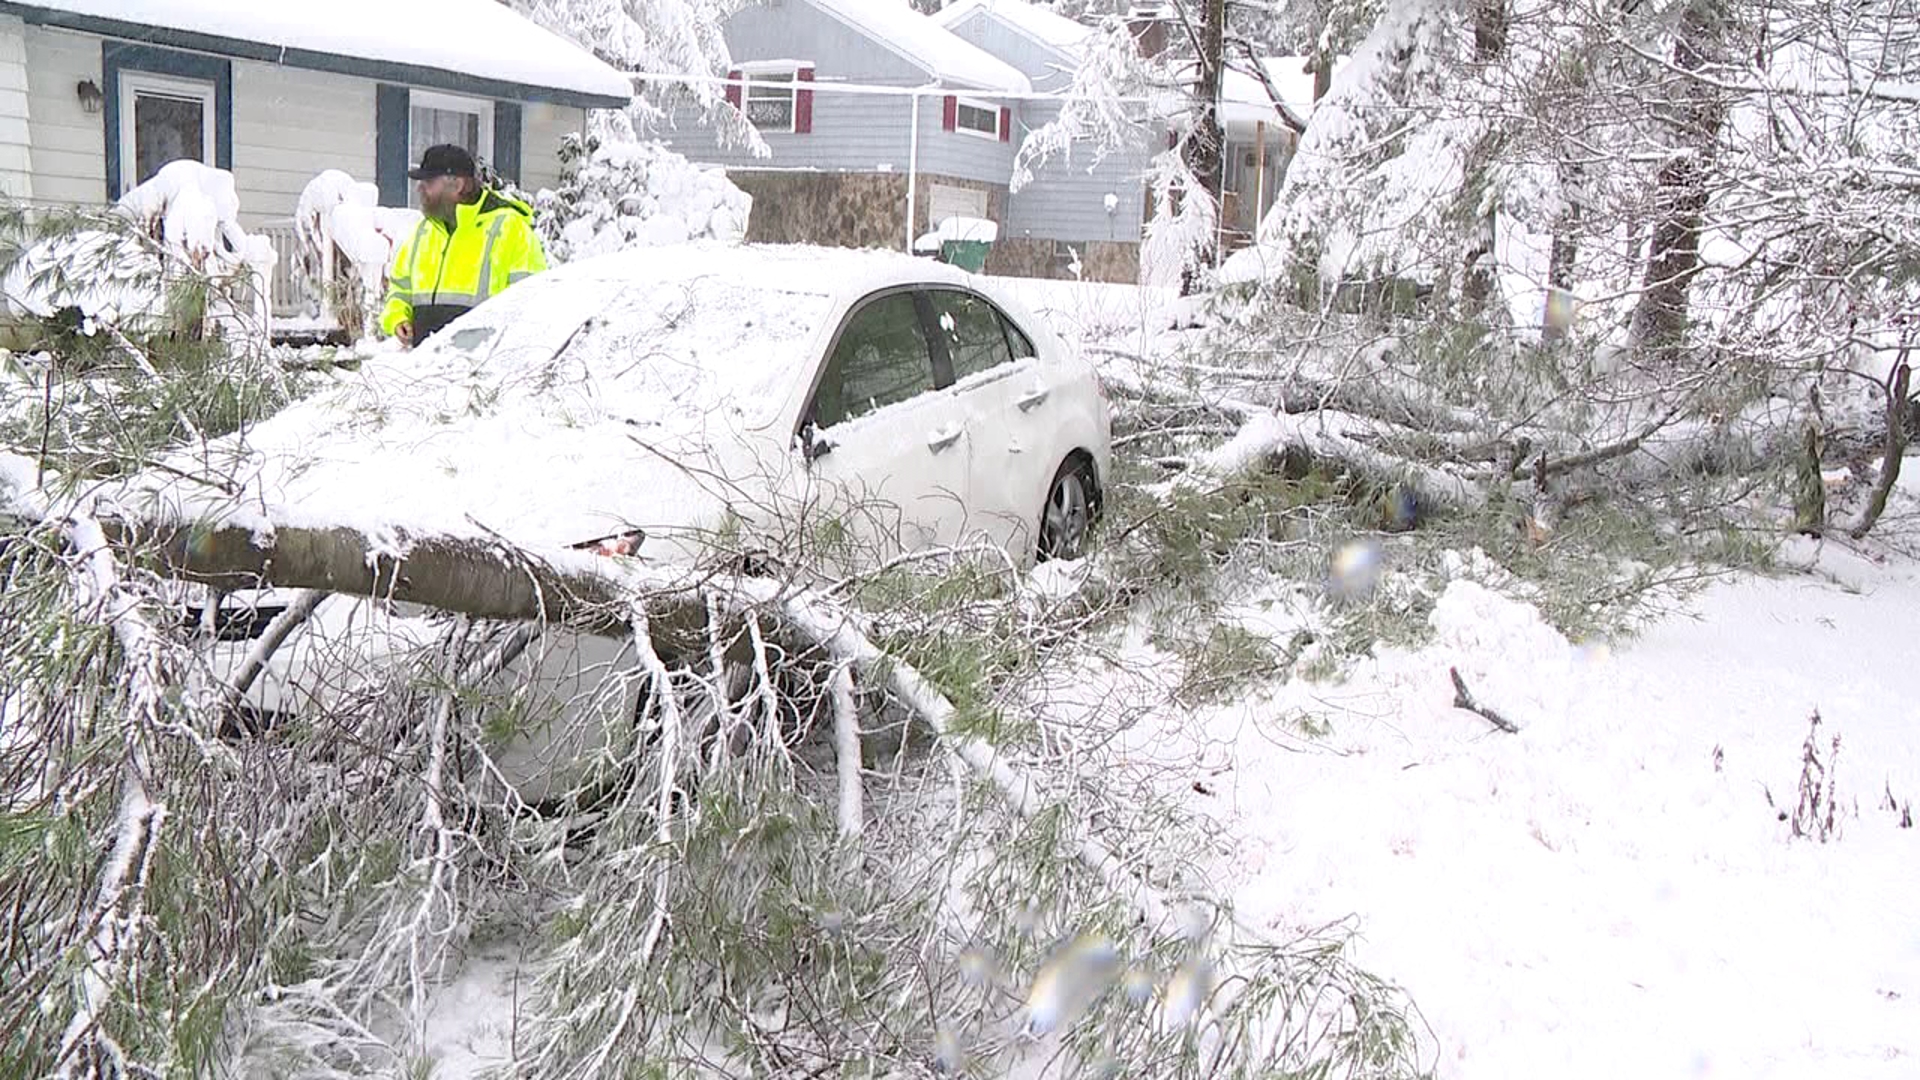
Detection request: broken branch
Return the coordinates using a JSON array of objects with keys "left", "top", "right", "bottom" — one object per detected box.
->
[{"left": 1449, "top": 667, "right": 1520, "bottom": 734}]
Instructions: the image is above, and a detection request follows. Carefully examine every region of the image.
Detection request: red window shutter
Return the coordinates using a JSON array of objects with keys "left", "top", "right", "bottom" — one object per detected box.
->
[
  {"left": 942, "top": 95, "right": 957, "bottom": 132},
  {"left": 795, "top": 66, "right": 814, "bottom": 133},
  {"left": 999, "top": 106, "right": 1012, "bottom": 142},
  {"left": 725, "top": 69, "right": 741, "bottom": 109}
]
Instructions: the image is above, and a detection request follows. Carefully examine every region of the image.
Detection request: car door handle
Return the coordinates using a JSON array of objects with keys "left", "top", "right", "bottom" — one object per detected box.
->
[
  {"left": 1016, "top": 387, "right": 1050, "bottom": 411},
  {"left": 927, "top": 424, "right": 963, "bottom": 453}
]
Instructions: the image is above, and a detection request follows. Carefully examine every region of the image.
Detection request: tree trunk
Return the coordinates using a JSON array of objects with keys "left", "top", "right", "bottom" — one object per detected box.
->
[
  {"left": 1180, "top": 0, "right": 1228, "bottom": 295},
  {"left": 89, "top": 516, "right": 713, "bottom": 646},
  {"left": 1629, "top": 0, "right": 1734, "bottom": 358},
  {"left": 1458, "top": 0, "right": 1509, "bottom": 319},
  {"left": 1851, "top": 359, "right": 1911, "bottom": 539},
  {"left": 1543, "top": 159, "right": 1585, "bottom": 347}
]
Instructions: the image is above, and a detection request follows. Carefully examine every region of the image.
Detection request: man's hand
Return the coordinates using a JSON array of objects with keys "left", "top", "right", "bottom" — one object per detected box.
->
[{"left": 395, "top": 321, "right": 414, "bottom": 348}]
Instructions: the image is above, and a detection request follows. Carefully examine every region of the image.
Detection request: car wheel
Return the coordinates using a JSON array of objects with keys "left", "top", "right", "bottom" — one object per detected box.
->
[{"left": 1037, "top": 456, "right": 1097, "bottom": 562}]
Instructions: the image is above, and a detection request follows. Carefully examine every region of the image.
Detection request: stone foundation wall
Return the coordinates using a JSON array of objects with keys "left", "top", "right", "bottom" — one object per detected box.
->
[
  {"left": 727, "top": 169, "right": 1139, "bottom": 285},
  {"left": 731, "top": 170, "right": 908, "bottom": 250}
]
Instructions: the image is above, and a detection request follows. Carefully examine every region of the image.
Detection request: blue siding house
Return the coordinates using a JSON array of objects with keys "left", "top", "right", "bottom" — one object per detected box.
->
[
  {"left": 936, "top": 0, "right": 1149, "bottom": 281},
  {"left": 664, "top": 0, "right": 1157, "bottom": 283},
  {"left": 0, "top": 0, "right": 631, "bottom": 221}
]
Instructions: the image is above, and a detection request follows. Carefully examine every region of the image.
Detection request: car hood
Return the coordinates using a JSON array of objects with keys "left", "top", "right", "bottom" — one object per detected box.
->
[{"left": 133, "top": 271, "right": 829, "bottom": 559}]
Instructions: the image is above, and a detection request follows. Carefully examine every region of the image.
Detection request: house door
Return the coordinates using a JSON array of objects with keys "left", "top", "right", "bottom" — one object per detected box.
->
[{"left": 118, "top": 72, "right": 215, "bottom": 186}]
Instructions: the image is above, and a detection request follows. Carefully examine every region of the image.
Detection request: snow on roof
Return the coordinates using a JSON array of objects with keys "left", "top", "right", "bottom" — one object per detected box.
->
[
  {"left": 809, "top": 0, "right": 1032, "bottom": 92},
  {"left": 933, "top": 0, "right": 1094, "bottom": 58},
  {"left": 16, "top": 0, "right": 632, "bottom": 106},
  {"left": 1219, "top": 56, "right": 1332, "bottom": 127}
]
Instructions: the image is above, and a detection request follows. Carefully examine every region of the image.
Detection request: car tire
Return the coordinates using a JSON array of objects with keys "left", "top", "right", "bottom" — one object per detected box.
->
[{"left": 1037, "top": 455, "right": 1098, "bottom": 562}]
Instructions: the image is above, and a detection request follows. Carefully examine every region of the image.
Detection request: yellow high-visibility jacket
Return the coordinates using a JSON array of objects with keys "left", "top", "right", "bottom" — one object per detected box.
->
[{"left": 381, "top": 188, "right": 546, "bottom": 342}]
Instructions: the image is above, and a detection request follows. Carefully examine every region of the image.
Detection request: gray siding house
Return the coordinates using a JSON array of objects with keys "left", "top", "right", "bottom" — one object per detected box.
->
[
  {"left": 0, "top": 0, "right": 630, "bottom": 226},
  {"left": 936, "top": 0, "right": 1146, "bottom": 282},
  {"left": 664, "top": 0, "right": 1069, "bottom": 276}
]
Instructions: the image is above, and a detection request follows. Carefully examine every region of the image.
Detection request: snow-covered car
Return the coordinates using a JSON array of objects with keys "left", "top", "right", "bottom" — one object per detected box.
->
[{"left": 183, "top": 243, "right": 1111, "bottom": 794}]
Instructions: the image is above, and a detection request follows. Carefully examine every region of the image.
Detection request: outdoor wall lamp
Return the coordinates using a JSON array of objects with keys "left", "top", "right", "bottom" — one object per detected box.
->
[{"left": 76, "top": 79, "right": 103, "bottom": 115}]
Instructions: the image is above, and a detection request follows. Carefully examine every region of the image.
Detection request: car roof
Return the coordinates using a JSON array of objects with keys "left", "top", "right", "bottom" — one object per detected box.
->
[{"left": 512, "top": 241, "right": 988, "bottom": 304}]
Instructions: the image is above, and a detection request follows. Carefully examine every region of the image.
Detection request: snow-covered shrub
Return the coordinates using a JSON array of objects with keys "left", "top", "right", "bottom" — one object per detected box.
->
[
  {"left": 535, "top": 133, "right": 751, "bottom": 263},
  {"left": 2, "top": 161, "right": 275, "bottom": 344},
  {"left": 293, "top": 170, "right": 421, "bottom": 339}
]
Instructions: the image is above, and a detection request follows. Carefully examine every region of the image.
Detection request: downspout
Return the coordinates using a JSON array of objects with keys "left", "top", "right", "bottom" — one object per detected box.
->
[{"left": 906, "top": 86, "right": 922, "bottom": 253}]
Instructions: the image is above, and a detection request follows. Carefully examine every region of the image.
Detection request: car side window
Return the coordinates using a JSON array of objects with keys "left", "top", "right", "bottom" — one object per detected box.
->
[
  {"left": 812, "top": 293, "right": 937, "bottom": 429},
  {"left": 928, "top": 289, "right": 1016, "bottom": 382},
  {"left": 1001, "top": 313, "right": 1036, "bottom": 360}
]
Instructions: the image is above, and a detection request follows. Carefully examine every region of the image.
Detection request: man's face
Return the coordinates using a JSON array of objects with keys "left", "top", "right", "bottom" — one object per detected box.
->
[{"left": 418, "top": 174, "right": 467, "bottom": 218}]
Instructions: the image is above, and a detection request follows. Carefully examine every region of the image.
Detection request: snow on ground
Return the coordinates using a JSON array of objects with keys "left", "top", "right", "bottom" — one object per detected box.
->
[
  {"left": 1064, "top": 536, "right": 1920, "bottom": 1079},
  {"left": 985, "top": 274, "right": 1178, "bottom": 356}
]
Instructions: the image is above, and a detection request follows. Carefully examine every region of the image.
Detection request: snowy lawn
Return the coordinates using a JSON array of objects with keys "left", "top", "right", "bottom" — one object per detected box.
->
[
  {"left": 999, "top": 279, "right": 1919, "bottom": 1078},
  {"left": 1071, "top": 541, "right": 1920, "bottom": 1079}
]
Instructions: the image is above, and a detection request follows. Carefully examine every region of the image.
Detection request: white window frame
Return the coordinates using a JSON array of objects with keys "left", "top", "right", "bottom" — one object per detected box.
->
[
  {"left": 954, "top": 96, "right": 1000, "bottom": 140},
  {"left": 406, "top": 89, "right": 495, "bottom": 209},
  {"left": 409, "top": 88, "right": 495, "bottom": 162},
  {"left": 740, "top": 61, "right": 801, "bottom": 134},
  {"left": 118, "top": 71, "right": 216, "bottom": 184}
]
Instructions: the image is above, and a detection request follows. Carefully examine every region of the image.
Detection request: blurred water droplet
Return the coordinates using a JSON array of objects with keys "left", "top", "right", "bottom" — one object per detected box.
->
[
  {"left": 1162, "top": 953, "right": 1213, "bottom": 1027},
  {"left": 957, "top": 945, "right": 997, "bottom": 988},
  {"left": 1329, "top": 539, "right": 1384, "bottom": 601},
  {"left": 1013, "top": 899, "right": 1044, "bottom": 938},
  {"left": 1024, "top": 934, "right": 1122, "bottom": 1035},
  {"left": 1121, "top": 965, "right": 1155, "bottom": 1005},
  {"left": 1387, "top": 485, "right": 1419, "bottom": 531},
  {"left": 933, "top": 1025, "right": 966, "bottom": 1073}
]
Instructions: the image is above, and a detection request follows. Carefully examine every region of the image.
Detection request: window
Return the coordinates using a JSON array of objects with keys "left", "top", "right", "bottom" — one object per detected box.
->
[
  {"left": 927, "top": 289, "right": 1015, "bottom": 382},
  {"left": 745, "top": 71, "right": 797, "bottom": 131},
  {"left": 408, "top": 90, "right": 494, "bottom": 206},
  {"left": 813, "top": 293, "right": 936, "bottom": 428},
  {"left": 955, "top": 97, "right": 999, "bottom": 139},
  {"left": 118, "top": 72, "right": 214, "bottom": 187}
]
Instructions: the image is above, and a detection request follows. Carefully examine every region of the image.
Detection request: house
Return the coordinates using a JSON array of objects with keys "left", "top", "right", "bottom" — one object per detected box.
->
[
  {"left": 0, "top": 0, "right": 630, "bottom": 226},
  {"left": 672, "top": 0, "right": 1316, "bottom": 283},
  {"left": 1215, "top": 55, "right": 1322, "bottom": 245},
  {"left": 663, "top": 0, "right": 1073, "bottom": 277},
  {"left": 934, "top": 0, "right": 1148, "bottom": 282}
]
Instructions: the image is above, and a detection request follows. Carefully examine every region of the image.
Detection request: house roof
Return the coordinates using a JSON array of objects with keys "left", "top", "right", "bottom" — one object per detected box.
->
[
  {"left": 933, "top": 0, "right": 1093, "bottom": 59},
  {"left": 0, "top": 0, "right": 634, "bottom": 109},
  {"left": 1220, "top": 55, "right": 1332, "bottom": 131},
  {"left": 809, "top": 0, "right": 1030, "bottom": 93}
]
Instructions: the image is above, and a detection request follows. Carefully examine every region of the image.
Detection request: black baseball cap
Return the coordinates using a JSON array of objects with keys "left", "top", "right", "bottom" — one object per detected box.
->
[{"left": 408, "top": 144, "right": 477, "bottom": 181}]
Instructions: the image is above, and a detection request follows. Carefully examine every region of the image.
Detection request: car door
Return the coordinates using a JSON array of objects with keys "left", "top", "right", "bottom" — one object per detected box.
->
[
  {"left": 922, "top": 287, "right": 1055, "bottom": 554},
  {"left": 799, "top": 289, "right": 973, "bottom": 562}
]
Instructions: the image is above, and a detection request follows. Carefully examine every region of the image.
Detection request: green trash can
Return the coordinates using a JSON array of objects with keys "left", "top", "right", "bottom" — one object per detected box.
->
[{"left": 939, "top": 239, "right": 991, "bottom": 273}]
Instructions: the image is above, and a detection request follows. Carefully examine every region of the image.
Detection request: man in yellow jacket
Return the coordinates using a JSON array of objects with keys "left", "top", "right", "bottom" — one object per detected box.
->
[{"left": 381, "top": 144, "right": 546, "bottom": 346}]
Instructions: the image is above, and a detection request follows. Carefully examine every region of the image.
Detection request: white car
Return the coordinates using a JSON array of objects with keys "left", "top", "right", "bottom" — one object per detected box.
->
[{"left": 185, "top": 244, "right": 1111, "bottom": 795}]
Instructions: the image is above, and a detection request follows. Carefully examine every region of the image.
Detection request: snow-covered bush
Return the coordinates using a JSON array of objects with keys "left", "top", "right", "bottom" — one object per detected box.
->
[
  {"left": 535, "top": 133, "right": 751, "bottom": 263},
  {"left": 2, "top": 161, "right": 276, "bottom": 343},
  {"left": 293, "top": 170, "right": 421, "bottom": 339}
]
